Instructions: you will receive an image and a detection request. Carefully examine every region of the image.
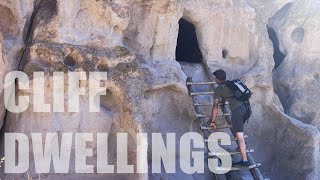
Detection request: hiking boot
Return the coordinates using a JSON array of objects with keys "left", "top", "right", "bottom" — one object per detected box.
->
[{"left": 233, "top": 160, "right": 251, "bottom": 168}]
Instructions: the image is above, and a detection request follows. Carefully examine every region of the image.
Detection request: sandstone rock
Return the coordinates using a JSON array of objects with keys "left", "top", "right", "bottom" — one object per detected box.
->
[
  {"left": 246, "top": 0, "right": 320, "bottom": 179},
  {"left": 271, "top": 0, "right": 320, "bottom": 130},
  {"left": 4, "top": 43, "right": 141, "bottom": 179},
  {"left": 0, "top": 0, "right": 34, "bottom": 130},
  {"left": 32, "top": 0, "right": 130, "bottom": 48},
  {"left": 0, "top": 34, "right": 4, "bottom": 130},
  {"left": 3, "top": 40, "right": 190, "bottom": 179},
  {"left": 0, "top": 0, "right": 34, "bottom": 70},
  {"left": 1, "top": 0, "right": 320, "bottom": 179}
]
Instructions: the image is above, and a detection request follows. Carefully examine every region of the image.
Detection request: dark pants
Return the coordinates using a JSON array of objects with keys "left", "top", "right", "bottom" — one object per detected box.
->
[{"left": 231, "top": 104, "right": 247, "bottom": 133}]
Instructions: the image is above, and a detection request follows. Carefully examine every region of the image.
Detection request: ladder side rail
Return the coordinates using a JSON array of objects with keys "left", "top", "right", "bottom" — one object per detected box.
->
[{"left": 187, "top": 77, "right": 226, "bottom": 180}]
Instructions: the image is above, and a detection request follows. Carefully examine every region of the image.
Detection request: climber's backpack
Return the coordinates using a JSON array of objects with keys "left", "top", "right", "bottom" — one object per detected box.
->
[
  {"left": 225, "top": 79, "right": 252, "bottom": 102},
  {"left": 225, "top": 79, "right": 253, "bottom": 121}
]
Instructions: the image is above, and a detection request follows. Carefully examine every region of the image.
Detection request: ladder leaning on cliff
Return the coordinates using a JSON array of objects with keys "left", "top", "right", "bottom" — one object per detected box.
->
[{"left": 186, "top": 60, "right": 265, "bottom": 180}]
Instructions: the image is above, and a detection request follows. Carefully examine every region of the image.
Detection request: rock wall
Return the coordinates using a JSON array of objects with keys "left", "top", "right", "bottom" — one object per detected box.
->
[
  {"left": 0, "top": 0, "right": 34, "bottom": 130},
  {"left": 271, "top": 0, "right": 320, "bottom": 129},
  {"left": 0, "top": 0, "right": 320, "bottom": 179}
]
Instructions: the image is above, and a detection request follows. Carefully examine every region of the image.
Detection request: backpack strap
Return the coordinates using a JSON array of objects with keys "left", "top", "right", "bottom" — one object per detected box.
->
[
  {"left": 223, "top": 81, "right": 236, "bottom": 99},
  {"left": 243, "top": 101, "right": 251, "bottom": 123}
]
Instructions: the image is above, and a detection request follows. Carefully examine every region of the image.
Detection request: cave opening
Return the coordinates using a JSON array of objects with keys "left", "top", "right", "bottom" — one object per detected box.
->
[
  {"left": 175, "top": 18, "right": 202, "bottom": 63},
  {"left": 267, "top": 26, "right": 286, "bottom": 69},
  {"left": 63, "top": 55, "right": 77, "bottom": 71},
  {"left": 222, "top": 49, "right": 229, "bottom": 59},
  {"left": 267, "top": 3, "right": 292, "bottom": 69}
]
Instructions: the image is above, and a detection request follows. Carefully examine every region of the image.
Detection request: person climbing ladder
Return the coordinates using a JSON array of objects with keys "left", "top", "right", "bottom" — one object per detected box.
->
[{"left": 210, "top": 69, "right": 252, "bottom": 167}]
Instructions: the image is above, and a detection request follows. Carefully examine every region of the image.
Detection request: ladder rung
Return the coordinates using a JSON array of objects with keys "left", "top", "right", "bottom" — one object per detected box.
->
[
  {"left": 214, "top": 163, "right": 261, "bottom": 172},
  {"left": 231, "top": 163, "right": 261, "bottom": 171},
  {"left": 194, "top": 103, "right": 213, "bottom": 106},
  {"left": 195, "top": 113, "right": 231, "bottom": 118},
  {"left": 193, "top": 103, "right": 225, "bottom": 106},
  {"left": 195, "top": 114, "right": 211, "bottom": 118},
  {"left": 201, "top": 125, "right": 231, "bottom": 130},
  {"left": 187, "top": 82, "right": 217, "bottom": 85},
  {"left": 190, "top": 92, "right": 214, "bottom": 96},
  {"left": 205, "top": 135, "right": 248, "bottom": 142},
  {"left": 221, "top": 113, "right": 232, "bottom": 117},
  {"left": 208, "top": 149, "right": 254, "bottom": 156}
]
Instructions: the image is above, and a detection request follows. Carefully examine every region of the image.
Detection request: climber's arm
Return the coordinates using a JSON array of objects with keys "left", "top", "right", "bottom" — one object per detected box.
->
[
  {"left": 210, "top": 86, "right": 223, "bottom": 129},
  {"left": 210, "top": 99, "right": 219, "bottom": 129}
]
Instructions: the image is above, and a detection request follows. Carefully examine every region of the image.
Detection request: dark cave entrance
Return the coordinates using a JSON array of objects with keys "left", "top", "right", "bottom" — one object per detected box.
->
[
  {"left": 176, "top": 18, "right": 202, "bottom": 63},
  {"left": 267, "top": 3, "right": 291, "bottom": 69},
  {"left": 267, "top": 26, "right": 286, "bottom": 69}
]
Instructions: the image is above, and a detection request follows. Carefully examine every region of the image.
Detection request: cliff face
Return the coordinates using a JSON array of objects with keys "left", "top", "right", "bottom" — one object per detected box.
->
[{"left": 0, "top": 0, "right": 320, "bottom": 179}]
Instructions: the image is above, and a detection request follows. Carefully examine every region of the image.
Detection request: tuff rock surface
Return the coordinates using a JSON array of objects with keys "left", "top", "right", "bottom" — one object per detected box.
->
[
  {"left": 0, "top": 0, "right": 34, "bottom": 131},
  {"left": 0, "top": 0, "right": 319, "bottom": 179}
]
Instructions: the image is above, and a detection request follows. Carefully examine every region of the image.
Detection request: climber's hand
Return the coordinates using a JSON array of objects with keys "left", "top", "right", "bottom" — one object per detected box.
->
[{"left": 210, "top": 122, "right": 217, "bottom": 130}]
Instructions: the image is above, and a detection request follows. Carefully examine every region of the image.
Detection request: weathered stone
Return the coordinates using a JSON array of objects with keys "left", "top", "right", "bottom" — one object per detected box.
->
[
  {"left": 1, "top": 0, "right": 320, "bottom": 179},
  {"left": 271, "top": 0, "right": 320, "bottom": 131},
  {"left": 0, "top": 0, "right": 34, "bottom": 131},
  {"left": 0, "top": 34, "right": 5, "bottom": 130}
]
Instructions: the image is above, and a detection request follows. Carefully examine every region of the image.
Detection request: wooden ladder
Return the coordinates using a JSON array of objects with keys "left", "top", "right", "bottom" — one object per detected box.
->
[{"left": 187, "top": 77, "right": 264, "bottom": 180}]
